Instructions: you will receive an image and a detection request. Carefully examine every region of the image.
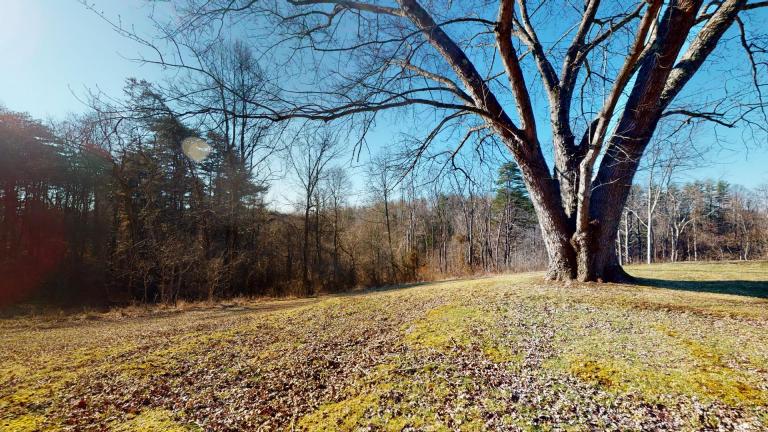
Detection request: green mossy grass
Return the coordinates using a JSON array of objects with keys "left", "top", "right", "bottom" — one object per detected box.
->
[
  {"left": 2, "top": 262, "right": 767, "bottom": 430},
  {"left": 0, "top": 414, "right": 47, "bottom": 432},
  {"left": 112, "top": 409, "right": 200, "bottom": 432}
]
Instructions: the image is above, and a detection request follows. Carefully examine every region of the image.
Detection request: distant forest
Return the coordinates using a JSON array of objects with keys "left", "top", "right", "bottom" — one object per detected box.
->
[{"left": 1, "top": 101, "right": 767, "bottom": 306}]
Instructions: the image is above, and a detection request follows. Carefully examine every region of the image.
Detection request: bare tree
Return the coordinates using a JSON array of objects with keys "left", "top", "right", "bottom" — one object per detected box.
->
[
  {"left": 324, "top": 166, "right": 352, "bottom": 285},
  {"left": 663, "top": 183, "right": 717, "bottom": 262},
  {"left": 665, "top": 185, "right": 694, "bottom": 263},
  {"left": 630, "top": 141, "right": 677, "bottom": 264},
  {"left": 367, "top": 152, "right": 399, "bottom": 281},
  {"left": 100, "top": 0, "right": 768, "bottom": 281},
  {"left": 290, "top": 130, "right": 339, "bottom": 295}
]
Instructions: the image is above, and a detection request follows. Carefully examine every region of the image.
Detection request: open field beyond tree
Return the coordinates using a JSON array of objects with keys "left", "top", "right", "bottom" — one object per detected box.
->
[{"left": 2, "top": 261, "right": 768, "bottom": 431}]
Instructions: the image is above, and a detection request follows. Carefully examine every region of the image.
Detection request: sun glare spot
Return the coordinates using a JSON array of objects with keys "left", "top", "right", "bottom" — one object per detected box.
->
[
  {"left": 0, "top": 1, "right": 40, "bottom": 68},
  {"left": 181, "top": 137, "right": 212, "bottom": 162}
]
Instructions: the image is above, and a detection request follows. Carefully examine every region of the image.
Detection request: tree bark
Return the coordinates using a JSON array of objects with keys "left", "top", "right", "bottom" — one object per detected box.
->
[
  {"left": 647, "top": 211, "right": 654, "bottom": 264},
  {"left": 302, "top": 206, "right": 311, "bottom": 295},
  {"left": 623, "top": 210, "right": 630, "bottom": 264},
  {"left": 383, "top": 189, "right": 395, "bottom": 281}
]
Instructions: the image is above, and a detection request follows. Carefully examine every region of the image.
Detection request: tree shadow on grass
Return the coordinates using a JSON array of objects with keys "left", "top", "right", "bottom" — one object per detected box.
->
[{"left": 634, "top": 278, "right": 768, "bottom": 299}]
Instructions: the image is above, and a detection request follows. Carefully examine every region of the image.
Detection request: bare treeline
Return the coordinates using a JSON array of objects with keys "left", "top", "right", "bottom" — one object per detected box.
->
[
  {"left": 621, "top": 180, "right": 768, "bottom": 265},
  {"left": 108, "top": 0, "right": 767, "bottom": 282},
  {"left": 2, "top": 104, "right": 767, "bottom": 306},
  {"left": 69, "top": 0, "right": 768, "bottom": 285},
  {"left": 0, "top": 105, "right": 544, "bottom": 306}
]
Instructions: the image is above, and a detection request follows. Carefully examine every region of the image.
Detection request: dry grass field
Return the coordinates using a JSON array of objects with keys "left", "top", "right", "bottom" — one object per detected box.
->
[{"left": 2, "top": 262, "right": 767, "bottom": 431}]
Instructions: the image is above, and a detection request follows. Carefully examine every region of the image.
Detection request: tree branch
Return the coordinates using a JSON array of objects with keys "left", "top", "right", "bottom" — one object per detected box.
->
[
  {"left": 661, "top": 109, "right": 737, "bottom": 127},
  {"left": 287, "top": 0, "right": 406, "bottom": 17},
  {"left": 496, "top": 0, "right": 537, "bottom": 139},
  {"left": 396, "top": 0, "right": 527, "bottom": 146},
  {"left": 661, "top": 0, "right": 748, "bottom": 107}
]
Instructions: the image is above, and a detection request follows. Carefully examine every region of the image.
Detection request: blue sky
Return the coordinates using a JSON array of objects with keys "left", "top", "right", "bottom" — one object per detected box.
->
[
  {"left": 0, "top": 0, "right": 165, "bottom": 118},
  {"left": 0, "top": 0, "right": 766, "bottom": 193}
]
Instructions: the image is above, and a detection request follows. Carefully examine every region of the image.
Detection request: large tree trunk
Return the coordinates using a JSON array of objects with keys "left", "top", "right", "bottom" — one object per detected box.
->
[
  {"left": 509, "top": 143, "right": 577, "bottom": 281},
  {"left": 402, "top": 0, "right": 739, "bottom": 284},
  {"left": 561, "top": 0, "right": 723, "bottom": 282},
  {"left": 534, "top": 212, "right": 632, "bottom": 283}
]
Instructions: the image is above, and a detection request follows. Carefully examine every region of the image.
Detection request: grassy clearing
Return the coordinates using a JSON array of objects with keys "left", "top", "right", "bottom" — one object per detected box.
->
[{"left": 1, "top": 262, "right": 767, "bottom": 431}]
